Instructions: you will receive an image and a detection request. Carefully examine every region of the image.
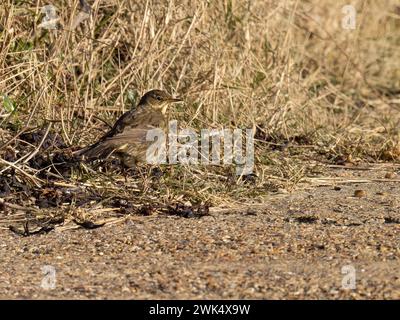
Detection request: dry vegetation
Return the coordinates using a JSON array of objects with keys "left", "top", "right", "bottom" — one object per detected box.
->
[{"left": 0, "top": 0, "right": 399, "bottom": 230}]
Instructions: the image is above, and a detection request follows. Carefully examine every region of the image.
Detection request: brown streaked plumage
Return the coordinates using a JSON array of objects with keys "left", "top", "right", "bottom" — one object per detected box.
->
[{"left": 76, "top": 89, "right": 181, "bottom": 167}]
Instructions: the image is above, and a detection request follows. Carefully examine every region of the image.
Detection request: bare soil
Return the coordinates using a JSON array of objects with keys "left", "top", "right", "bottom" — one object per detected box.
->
[{"left": 0, "top": 166, "right": 399, "bottom": 299}]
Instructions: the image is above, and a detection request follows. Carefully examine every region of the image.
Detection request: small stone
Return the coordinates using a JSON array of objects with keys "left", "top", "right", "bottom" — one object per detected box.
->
[
  {"left": 384, "top": 172, "right": 396, "bottom": 179},
  {"left": 244, "top": 209, "right": 257, "bottom": 216},
  {"left": 354, "top": 190, "right": 366, "bottom": 198},
  {"left": 29, "top": 247, "right": 40, "bottom": 254}
]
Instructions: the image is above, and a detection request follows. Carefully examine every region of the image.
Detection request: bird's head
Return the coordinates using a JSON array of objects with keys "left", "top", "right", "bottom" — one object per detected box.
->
[{"left": 138, "top": 89, "right": 182, "bottom": 114}]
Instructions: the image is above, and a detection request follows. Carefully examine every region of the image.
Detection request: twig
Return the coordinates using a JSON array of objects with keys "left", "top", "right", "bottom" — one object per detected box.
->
[
  {"left": 0, "top": 158, "right": 43, "bottom": 187},
  {"left": 23, "top": 123, "right": 52, "bottom": 164}
]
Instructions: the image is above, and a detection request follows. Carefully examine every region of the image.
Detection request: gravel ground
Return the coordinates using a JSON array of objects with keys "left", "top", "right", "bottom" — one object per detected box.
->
[{"left": 0, "top": 168, "right": 399, "bottom": 299}]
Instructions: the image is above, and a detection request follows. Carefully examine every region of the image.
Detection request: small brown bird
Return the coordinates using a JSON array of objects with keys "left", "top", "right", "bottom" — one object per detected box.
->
[{"left": 76, "top": 89, "right": 181, "bottom": 167}]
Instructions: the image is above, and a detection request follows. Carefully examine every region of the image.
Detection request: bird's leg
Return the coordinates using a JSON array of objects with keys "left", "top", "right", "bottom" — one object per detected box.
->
[
  {"left": 124, "top": 168, "right": 129, "bottom": 184},
  {"left": 119, "top": 154, "right": 138, "bottom": 183}
]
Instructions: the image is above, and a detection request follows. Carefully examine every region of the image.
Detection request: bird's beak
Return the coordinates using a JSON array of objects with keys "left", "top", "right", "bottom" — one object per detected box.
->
[{"left": 168, "top": 97, "right": 182, "bottom": 103}]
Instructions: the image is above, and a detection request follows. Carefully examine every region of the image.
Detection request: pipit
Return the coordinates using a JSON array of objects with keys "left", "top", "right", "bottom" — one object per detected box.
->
[{"left": 76, "top": 89, "right": 181, "bottom": 167}]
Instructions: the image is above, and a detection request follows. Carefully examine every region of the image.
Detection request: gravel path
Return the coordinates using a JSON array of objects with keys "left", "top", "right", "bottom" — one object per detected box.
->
[{"left": 1, "top": 168, "right": 399, "bottom": 299}]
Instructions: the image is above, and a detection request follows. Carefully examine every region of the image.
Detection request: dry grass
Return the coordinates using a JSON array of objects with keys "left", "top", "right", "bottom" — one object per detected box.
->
[{"left": 0, "top": 0, "right": 400, "bottom": 225}]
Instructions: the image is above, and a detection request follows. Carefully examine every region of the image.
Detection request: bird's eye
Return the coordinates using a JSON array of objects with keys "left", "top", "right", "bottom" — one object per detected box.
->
[{"left": 156, "top": 96, "right": 162, "bottom": 100}]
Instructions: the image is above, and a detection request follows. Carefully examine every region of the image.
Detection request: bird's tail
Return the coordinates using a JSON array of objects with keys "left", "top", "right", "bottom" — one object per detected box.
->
[{"left": 73, "top": 141, "right": 113, "bottom": 162}]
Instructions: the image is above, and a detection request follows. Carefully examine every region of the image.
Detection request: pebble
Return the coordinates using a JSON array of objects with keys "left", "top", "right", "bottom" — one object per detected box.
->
[
  {"left": 354, "top": 190, "right": 366, "bottom": 198},
  {"left": 384, "top": 172, "right": 396, "bottom": 179}
]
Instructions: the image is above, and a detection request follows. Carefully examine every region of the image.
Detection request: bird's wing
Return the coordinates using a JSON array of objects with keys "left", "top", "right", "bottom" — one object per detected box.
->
[
  {"left": 101, "top": 109, "right": 138, "bottom": 139},
  {"left": 78, "top": 126, "right": 154, "bottom": 161},
  {"left": 104, "top": 126, "right": 152, "bottom": 143},
  {"left": 77, "top": 106, "right": 165, "bottom": 160}
]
